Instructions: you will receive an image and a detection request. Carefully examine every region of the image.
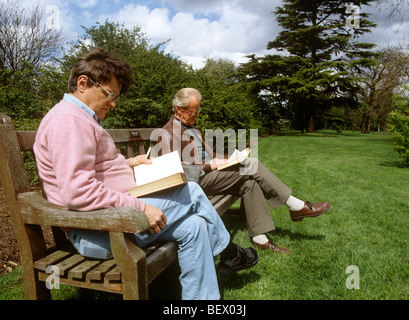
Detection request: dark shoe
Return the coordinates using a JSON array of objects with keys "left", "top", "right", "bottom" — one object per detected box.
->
[
  {"left": 252, "top": 240, "right": 290, "bottom": 253},
  {"left": 290, "top": 201, "right": 330, "bottom": 222},
  {"left": 219, "top": 245, "right": 258, "bottom": 275}
]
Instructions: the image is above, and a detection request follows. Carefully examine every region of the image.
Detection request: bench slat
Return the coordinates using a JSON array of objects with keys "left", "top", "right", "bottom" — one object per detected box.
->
[
  {"left": 33, "top": 249, "right": 73, "bottom": 272},
  {"left": 105, "top": 265, "right": 121, "bottom": 282},
  {"left": 55, "top": 254, "right": 86, "bottom": 277},
  {"left": 209, "top": 194, "right": 239, "bottom": 215},
  {"left": 69, "top": 259, "right": 102, "bottom": 280},
  {"left": 146, "top": 242, "right": 178, "bottom": 283},
  {"left": 86, "top": 259, "right": 117, "bottom": 281}
]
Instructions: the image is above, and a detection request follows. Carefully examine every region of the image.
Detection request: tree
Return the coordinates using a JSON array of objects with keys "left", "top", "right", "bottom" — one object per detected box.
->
[
  {"left": 195, "top": 58, "right": 261, "bottom": 136},
  {"left": 375, "top": 0, "right": 409, "bottom": 22},
  {"left": 242, "top": 0, "right": 377, "bottom": 133},
  {"left": 0, "top": 0, "right": 63, "bottom": 71},
  {"left": 198, "top": 58, "right": 238, "bottom": 85},
  {"left": 0, "top": 61, "right": 66, "bottom": 123},
  {"left": 354, "top": 47, "right": 409, "bottom": 133},
  {"left": 0, "top": 0, "right": 65, "bottom": 128},
  {"left": 388, "top": 91, "right": 409, "bottom": 163},
  {"left": 63, "top": 20, "right": 196, "bottom": 128},
  {"left": 64, "top": 21, "right": 261, "bottom": 135}
]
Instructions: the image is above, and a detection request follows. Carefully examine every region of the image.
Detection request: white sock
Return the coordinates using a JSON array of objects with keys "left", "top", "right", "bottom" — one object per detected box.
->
[
  {"left": 285, "top": 195, "right": 305, "bottom": 211},
  {"left": 252, "top": 234, "right": 269, "bottom": 245}
]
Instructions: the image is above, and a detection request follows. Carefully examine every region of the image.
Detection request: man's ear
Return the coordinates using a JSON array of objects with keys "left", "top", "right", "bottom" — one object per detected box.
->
[{"left": 77, "top": 75, "right": 90, "bottom": 93}]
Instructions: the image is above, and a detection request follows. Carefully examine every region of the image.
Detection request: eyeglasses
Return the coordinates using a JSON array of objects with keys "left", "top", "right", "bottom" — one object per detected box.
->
[
  {"left": 88, "top": 78, "right": 120, "bottom": 103},
  {"left": 181, "top": 107, "right": 201, "bottom": 116}
]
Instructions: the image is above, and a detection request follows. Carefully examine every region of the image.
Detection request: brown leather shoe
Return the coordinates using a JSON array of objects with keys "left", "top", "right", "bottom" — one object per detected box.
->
[
  {"left": 251, "top": 240, "right": 290, "bottom": 253},
  {"left": 290, "top": 201, "right": 330, "bottom": 222}
]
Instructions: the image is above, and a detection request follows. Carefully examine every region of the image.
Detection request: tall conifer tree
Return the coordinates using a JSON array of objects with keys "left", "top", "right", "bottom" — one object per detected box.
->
[{"left": 243, "top": 0, "right": 377, "bottom": 132}]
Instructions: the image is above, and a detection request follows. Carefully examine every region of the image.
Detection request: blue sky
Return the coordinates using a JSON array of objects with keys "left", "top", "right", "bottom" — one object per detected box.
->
[{"left": 7, "top": 0, "right": 409, "bottom": 69}]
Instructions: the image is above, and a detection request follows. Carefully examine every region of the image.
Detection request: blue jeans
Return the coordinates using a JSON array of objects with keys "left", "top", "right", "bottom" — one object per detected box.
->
[{"left": 67, "top": 182, "right": 230, "bottom": 300}]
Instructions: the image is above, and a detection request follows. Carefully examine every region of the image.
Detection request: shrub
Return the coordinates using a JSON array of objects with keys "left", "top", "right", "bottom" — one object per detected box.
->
[{"left": 388, "top": 95, "right": 409, "bottom": 163}]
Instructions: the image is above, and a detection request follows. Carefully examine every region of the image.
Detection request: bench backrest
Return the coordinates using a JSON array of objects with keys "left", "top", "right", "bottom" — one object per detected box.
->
[{"left": 14, "top": 128, "right": 156, "bottom": 156}]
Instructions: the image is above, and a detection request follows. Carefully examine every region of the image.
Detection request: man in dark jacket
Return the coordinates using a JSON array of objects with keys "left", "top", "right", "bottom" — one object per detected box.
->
[{"left": 157, "top": 88, "right": 330, "bottom": 254}]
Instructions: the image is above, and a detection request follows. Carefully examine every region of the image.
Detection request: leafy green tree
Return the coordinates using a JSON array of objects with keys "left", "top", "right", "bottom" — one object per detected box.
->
[
  {"left": 388, "top": 93, "right": 409, "bottom": 164},
  {"left": 352, "top": 47, "right": 409, "bottom": 133},
  {"left": 0, "top": 61, "right": 66, "bottom": 130},
  {"left": 62, "top": 20, "right": 196, "bottom": 128},
  {"left": 195, "top": 58, "right": 261, "bottom": 135},
  {"left": 0, "top": 0, "right": 65, "bottom": 129},
  {"left": 241, "top": 0, "right": 377, "bottom": 133}
]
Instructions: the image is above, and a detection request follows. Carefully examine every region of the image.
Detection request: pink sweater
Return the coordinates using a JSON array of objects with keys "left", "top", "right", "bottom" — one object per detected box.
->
[{"left": 34, "top": 101, "right": 146, "bottom": 212}]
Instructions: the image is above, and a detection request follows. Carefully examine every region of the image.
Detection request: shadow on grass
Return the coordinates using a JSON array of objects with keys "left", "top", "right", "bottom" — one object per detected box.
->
[
  {"left": 380, "top": 160, "right": 409, "bottom": 169},
  {"left": 222, "top": 208, "right": 325, "bottom": 242},
  {"left": 142, "top": 208, "right": 262, "bottom": 300},
  {"left": 278, "top": 130, "right": 362, "bottom": 138},
  {"left": 150, "top": 208, "right": 326, "bottom": 299},
  {"left": 272, "top": 228, "right": 325, "bottom": 241},
  {"left": 218, "top": 270, "right": 262, "bottom": 298}
]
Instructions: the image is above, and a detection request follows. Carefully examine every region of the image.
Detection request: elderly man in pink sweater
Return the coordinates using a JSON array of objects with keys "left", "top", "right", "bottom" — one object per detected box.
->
[{"left": 33, "top": 48, "right": 257, "bottom": 300}]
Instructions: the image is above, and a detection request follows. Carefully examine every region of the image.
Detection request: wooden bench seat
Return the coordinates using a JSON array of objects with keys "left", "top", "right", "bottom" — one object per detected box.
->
[
  {"left": 0, "top": 112, "right": 238, "bottom": 300},
  {"left": 33, "top": 241, "right": 178, "bottom": 294}
]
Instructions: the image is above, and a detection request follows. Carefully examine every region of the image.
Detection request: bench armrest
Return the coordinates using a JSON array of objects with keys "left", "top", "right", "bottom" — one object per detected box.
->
[{"left": 17, "top": 192, "right": 150, "bottom": 234}]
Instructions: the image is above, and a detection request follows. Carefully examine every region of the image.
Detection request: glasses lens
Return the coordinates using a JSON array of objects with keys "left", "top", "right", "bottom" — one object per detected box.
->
[{"left": 106, "top": 93, "right": 119, "bottom": 103}]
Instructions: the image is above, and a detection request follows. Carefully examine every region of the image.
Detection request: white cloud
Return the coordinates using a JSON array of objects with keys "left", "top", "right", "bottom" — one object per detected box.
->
[
  {"left": 161, "top": 0, "right": 224, "bottom": 14},
  {"left": 8, "top": 0, "right": 79, "bottom": 44},
  {"left": 101, "top": 0, "right": 280, "bottom": 68},
  {"left": 168, "top": 2, "right": 278, "bottom": 68},
  {"left": 105, "top": 4, "right": 172, "bottom": 41},
  {"left": 70, "top": 0, "right": 98, "bottom": 9}
]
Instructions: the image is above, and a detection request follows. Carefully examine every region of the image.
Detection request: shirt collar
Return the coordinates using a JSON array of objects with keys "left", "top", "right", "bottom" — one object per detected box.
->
[
  {"left": 173, "top": 114, "right": 193, "bottom": 130},
  {"left": 63, "top": 93, "right": 101, "bottom": 126}
]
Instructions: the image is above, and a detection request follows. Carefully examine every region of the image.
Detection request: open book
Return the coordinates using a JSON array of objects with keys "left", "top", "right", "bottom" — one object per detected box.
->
[
  {"left": 217, "top": 148, "right": 251, "bottom": 170},
  {"left": 129, "top": 151, "right": 187, "bottom": 197}
]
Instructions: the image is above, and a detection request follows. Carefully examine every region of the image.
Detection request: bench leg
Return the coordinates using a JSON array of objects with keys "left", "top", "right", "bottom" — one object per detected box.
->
[
  {"left": 110, "top": 232, "right": 148, "bottom": 300},
  {"left": 20, "top": 225, "right": 51, "bottom": 299},
  {"left": 21, "top": 259, "right": 51, "bottom": 300}
]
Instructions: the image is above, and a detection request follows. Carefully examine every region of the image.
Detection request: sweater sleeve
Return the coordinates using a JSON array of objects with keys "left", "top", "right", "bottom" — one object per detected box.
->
[{"left": 44, "top": 114, "right": 146, "bottom": 212}]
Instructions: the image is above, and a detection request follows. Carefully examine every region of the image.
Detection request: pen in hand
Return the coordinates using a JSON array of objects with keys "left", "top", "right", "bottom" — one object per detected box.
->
[{"left": 145, "top": 147, "right": 152, "bottom": 159}]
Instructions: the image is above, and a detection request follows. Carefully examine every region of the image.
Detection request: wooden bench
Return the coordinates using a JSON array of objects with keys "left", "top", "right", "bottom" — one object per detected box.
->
[{"left": 0, "top": 113, "right": 239, "bottom": 300}]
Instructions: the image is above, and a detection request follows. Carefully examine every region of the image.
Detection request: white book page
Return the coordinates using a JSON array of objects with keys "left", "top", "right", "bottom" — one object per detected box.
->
[
  {"left": 134, "top": 151, "right": 183, "bottom": 186},
  {"left": 227, "top": 148, "right": 249, "bottom": 162}
]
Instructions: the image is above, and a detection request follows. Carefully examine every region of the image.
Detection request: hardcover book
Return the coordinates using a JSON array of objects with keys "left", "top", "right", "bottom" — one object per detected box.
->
[{"left": 130, "top": 151, "right": 187, "bottom": 197}]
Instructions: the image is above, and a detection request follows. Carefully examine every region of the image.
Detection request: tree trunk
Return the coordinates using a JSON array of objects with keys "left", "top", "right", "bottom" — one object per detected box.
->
[
  {"left": 307, "top": 115, "right": 315, "bottom": 133},
  {"left": 361, "top": 110, "right": 371, "bottom": 134}
]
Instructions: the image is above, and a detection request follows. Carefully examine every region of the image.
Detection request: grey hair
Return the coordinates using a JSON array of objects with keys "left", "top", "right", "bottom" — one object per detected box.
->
[{"left": 172, "top": 88, "right": 202, "bottom": 112}]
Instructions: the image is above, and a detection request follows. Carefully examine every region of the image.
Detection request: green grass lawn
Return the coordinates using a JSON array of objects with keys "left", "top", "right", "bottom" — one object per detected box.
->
[
  {"left": 219, "top": 130, "right": 409, "bottom": 300},
  {"left": 1, "top": 130, "right": 408, "bottom": 300}
]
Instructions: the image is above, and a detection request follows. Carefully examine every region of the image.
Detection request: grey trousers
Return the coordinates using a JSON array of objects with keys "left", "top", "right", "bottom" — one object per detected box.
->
[{"left": 199, "top": 158, "right": 291, "bottom": 237}]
